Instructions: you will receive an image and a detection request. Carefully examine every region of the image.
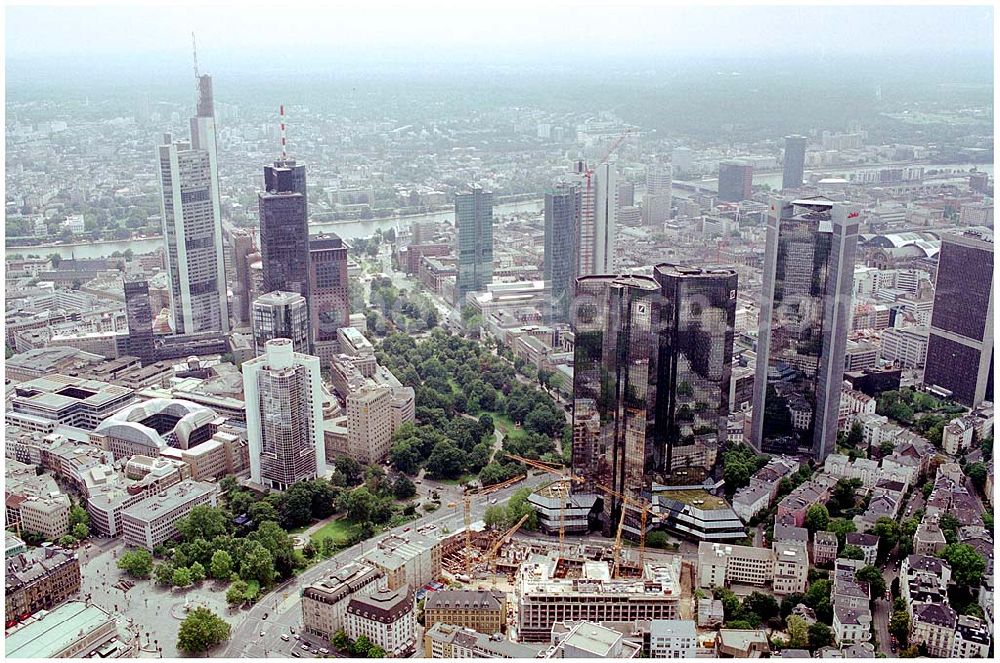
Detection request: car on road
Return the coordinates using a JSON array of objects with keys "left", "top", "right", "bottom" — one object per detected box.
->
[
  {"left": 319, "top": 648, "right": 329, "bottom": 654},
  {"left": 490, "top": 498, "right": 498, "bottom": 504},
  {"left": 260, "top": 631, "right": 266, "bottom": 637},
  {"left": 404, "top": 527, "right": 411, "bottom": 532},
  {"left": 311, "top": 649, "right": 319, "bottom": 655},
  {"left": 262, "top": 613, "right": 268, "bottom": 620},
  {"left": 447, "top": 502, "right": 456, "bottom": 508},
  {"left": 292, "top": 651, "right": 301, "bottom": 657},
  {"left": 281, "top": 635, "right": 290, "bottom": 642}
]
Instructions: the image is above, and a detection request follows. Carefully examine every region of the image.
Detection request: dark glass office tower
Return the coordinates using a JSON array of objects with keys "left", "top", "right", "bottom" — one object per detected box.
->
[
  {"left": 718, "top": 161, "right": 753, "bottom": 202},
  {"left": 543, "top": 183, "right": 580, "bottom": 323},
  {"left": 782, "top": 135, "right": 807, "bottom": 190},
  {"left": 654, "top": 264, "right": 737, "bottom": 474},
  {"left": 309, "top": 234, "right": 350, "bottom": 346},
  {"left": 123, "top": 277, "right": 156, "bottom": 366},
  {"left": 571, "top": 274, "right": 661, "bottom": 532},
  {"left": 751, "top": 198, "right": 859, "bottom": 461},
  {"left": 259, "top": 159, "right": 310, "bottom": 298},
  {"left": 455, "top": 187, "right": 494, "bottom": 308},
  {"left": 923, "top": 230, "right": 994, "bottom": 406}
]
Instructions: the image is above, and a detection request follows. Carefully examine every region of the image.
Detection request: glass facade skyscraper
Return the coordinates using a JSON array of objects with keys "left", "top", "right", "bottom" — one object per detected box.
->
[
  {"left": 123, "top": 277, "right": 156, "bottom": 366},
  {"left": 543, "top": 183, "right": 579, "bottom": 323},
  {"left": 751, "top": 197, "right": 859, "bottom": 461},
  {"left": 923, "top": 229, "right": 994, "bottom": 406},
  {"left": 251, "top": 290, "right": 311, "bottom": 355},
  {"left": 782, "top": 135, "right": 807, "bottom": 190},
  {"left": 654, "top": 264, "right": 737, "bottom": 474},
  {"left": 259, "top": 159, "right": 310, "bottom": 299},
  {"left": 309, "top": 233, "right": 350, "bottom": 348},
  {"left": 455, "top": 187, "right": 493, "bottom": 308}
]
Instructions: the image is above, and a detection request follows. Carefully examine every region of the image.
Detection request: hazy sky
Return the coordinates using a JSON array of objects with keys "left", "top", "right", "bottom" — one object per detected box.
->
[{"left": 5, "top": 2, "right": 994, "bottom": 67}]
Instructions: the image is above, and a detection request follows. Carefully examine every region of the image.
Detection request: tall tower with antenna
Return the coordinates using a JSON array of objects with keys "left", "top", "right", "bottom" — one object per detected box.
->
[{"left": 154, "top": 35, "right": 230, "bottom": 334}]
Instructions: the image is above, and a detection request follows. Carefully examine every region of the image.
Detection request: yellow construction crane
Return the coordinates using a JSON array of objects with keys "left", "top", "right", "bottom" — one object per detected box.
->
[
  {"left": 503, "top": 453, "right": 584, "bottom": 556},
  {"left": 462, "top": 474, "right": 526, "bottom": 574},
  {"left": 596, "top": 484, "right": 654, "bottom": 577},
  {"left": 483, "top": 512, "right": 530, "bottom": 589}
]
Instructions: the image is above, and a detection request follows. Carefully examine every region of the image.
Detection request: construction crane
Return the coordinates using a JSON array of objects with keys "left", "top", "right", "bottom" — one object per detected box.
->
[
  {"left": 503, "top": 453, "right": 584, "bottom": 556},
  {"left": 596, "top": 484, "right": 654, "bottom": 577},
  {"left": 462, "top": 474, "right": 526, "bottom": 574},
  {"left": 579, "top": 127, "right": 634, "bottom": 196},
  {"left": 483, "top": 512, "right": 531, "bottom": 589}
]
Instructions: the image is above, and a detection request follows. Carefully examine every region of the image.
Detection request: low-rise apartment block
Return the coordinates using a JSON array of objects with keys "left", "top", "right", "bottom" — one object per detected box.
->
[
  {"left": 423, "top": 590, "right": 506, "bottom": 635},
  {"left": 120, "top": 480, "right": 219, "bottom": 550},
  {"left": 5, "top": 544, "right": 81, "bottom": 623},
  {"left": 345, "top": 585, "right": 416, "bottom": 657},
  {"left": 423, "top": 622, "right": 540, "bottom": 659},
  {"left": 302, "top": 563, "right": 387, "bottom": 640}
]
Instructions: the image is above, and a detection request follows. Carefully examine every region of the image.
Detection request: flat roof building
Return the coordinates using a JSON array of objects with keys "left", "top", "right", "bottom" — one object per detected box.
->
[{"left": 120, "top": 479, "right": 219, "bottom": 550}]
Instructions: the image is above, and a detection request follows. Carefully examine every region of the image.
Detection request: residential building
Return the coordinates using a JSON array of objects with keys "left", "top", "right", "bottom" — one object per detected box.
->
[
  {"left": 951, "top": 615, "right": 991, "bottom": 658},
  {"left": 423, "top": 590, "right": 506, "bottom": 635},
  {"left": 252, "top": 290, "right": 310, "bottom": 355},
  {"left": 914, "top": 517, "right": 947, "bottom": 556},
  {"left": 923, "top": 230, "right": 994, "bottom": 406},
  {"left": 120, "top": 479, "right": 219, "bottom": 550},
  {"left": 648, "top": 619, "right": 697, "bottom": 659},
  {"left": 841, "top": 532, "right": 877, "bottom": 565},
  {"left": 302, "top": 563, "right": 387, "bottom": 640},
  {"left": 911, "top": 603, "right": 958, "bottom": 658},
  {"left": 455, "top": 187, "right": 494, "bottom": 307},
  {"left": 156, "top": 74, "right": 229, "bottom": 334},
  {"left": 243, "top": 338, "right": 326, "bottom": 490},
  {"left": 833, "top": 604, "right": 872, "bottom": 646},
  {"left": 813, "top": 531, "right": 839, "bottom": 566},
  {"left": 423, "top": 623, "right": 540, "bottom": 659},
  {"left": 345, "top": 585, "right": 416, "bottom": 657},
  {"left": 17, "top": 494, "right": 71, "bottom": 541},
  {"left": 716, "top": 629, "right": 770, "bottom": 658},
  {"left": 517, "top": 554, "right": 681, "bottom": 643},
  {"left": 5, "top": 545, "right": 81, "bottom": 622},
  {"left": 752, "top": 198, "right": 860, "bottom": 461}
]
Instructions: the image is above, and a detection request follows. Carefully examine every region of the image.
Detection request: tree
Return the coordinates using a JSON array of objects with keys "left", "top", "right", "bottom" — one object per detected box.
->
[
  {"left": 368, "top": 644, "right": 386, "bottom": 658},
  {"left": 118, "top": 549, "right": 153, "bottom": 579},
  {"left": 71, "top": 522, "right": 89, "bottom": 540},
  {"left": 58, "top": 535, "right": 77, "bottom": 547},
  {"left": 332, "top": 630, "right": 350, "bottom": 651},
  {"left": 226, "top": 580, "right": 249, "bottom": 606},
  {"left": 340, "top": 487, "right": 377, "bottom": 523},
  {"left": 425, "top": 440, "right": 466, "bottom": 479},
  {"left": 856, "top": 565, "right": 886, "bottom": 597},
  {"left": 744, "top": 592, "right": 780, "bottom": 622},
  {"left": 190, "top": 561, "right": 206, "bottom": 583},
  {"left": 828, "top": 518, "right": 856, "bottom": 548},
  {"left": 808, "top": 622, "right": 833, "bottom": 649},
  {"left": 210, "top": 550, "right": 233, "bottom": 580},
  {"left": 872, "top": 517, "right": 901, "bottom": 560},
  {"left": 173, "top": 566, "right": 193, "bottom": 587},
  {"left": 239, "top": 541, "right": 276, "bottom": 586},
  {"left": 176, "top": 607, "right": 231, "bottom": 653},
  {"left": 966, "top": 462, "right": 988, "bottom": 491},
  {"left": 350, "top": 635, "right": 374, "bottom": 657},
  {"left": 805, "top": 504, "right": 830, "bottom": 533},
  {"left": 840, "top": 545, "right": 865, "bottom": 561},
  {"left": 845, "top": 422, "right": 864, "bottom": 448},
  {"left": 176, "top": 505, "right": 229, "bottom": 542},
  {"left": 154, "top": 563, "right": 175, "bottom": 586},
  {"left": 69, "top": 504, "right": 90, "bottom": 528},
  {"left": 939, "top": 543, "right": 987, "bottom": 588},
  {"left": 889, "top": 610, "right": 910, "bottom": 646},
  {"left": 392, "top": 474, "right": 417, "bottom": 500},
  {"left": 334, "top": 456, "right": 363, "bottom": 485},
  {"left": 787, "top": 615, "right": 809, "bottom": 648}
]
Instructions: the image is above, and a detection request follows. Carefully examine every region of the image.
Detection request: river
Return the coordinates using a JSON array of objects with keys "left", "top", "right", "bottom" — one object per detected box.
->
[{"left": 5, "top": 199, "right": 546, "bottom": 260}]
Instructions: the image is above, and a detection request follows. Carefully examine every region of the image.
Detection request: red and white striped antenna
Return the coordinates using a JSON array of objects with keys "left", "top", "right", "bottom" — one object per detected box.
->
[{"left": 279, "top": 104, "right": 287, "bottom": 160}]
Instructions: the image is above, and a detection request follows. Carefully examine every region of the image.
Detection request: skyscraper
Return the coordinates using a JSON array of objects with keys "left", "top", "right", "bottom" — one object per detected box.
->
[
  {"left": 543, "top": 183, "right": 580, "bottom": 323},
  {"left": 455, "top": 187, "right": 493, "bottom": 308},
  {"left": 782, "top": 135, "right": 807, "bottom": 191},
  {"left": 229, "top": 228, "right": 256, "bottom": 325},
  {"left": 156, "top": 74, "right": 229, "bottom": 334},
  {"left": 309, "top": 233, "right": 350, "bottom": 360},
  {"left": 243, "top": 338, "right": 326, "bottom": 491},
  {"left": 571, "top": 274, "right": 661, "bottom": 530},
  {"left": 593, "top": 163, "right": 617, "bottom": 273},
  {"left": 923, "top": 229, "right": 994, "bottom": 406},
  {"left": 644, "top": 163, "right": 673, "bottom": 225},
  {"left": 123, "top": 277, "right": 156, "bottom": 366},
  {"left": 259, "top": 159, "right": 310, "bottom": 298},
  {"left": 654, "top": 264, "right": 737, "bottom": 473},
  {"left": 717, "top": 161, "right": 753, "bottom": 202},
  {"left": 570, "top": 160, "right": 597, "bottom": 277},
  {"left": 751, "top": 197, "right": 859, "bottom": 461},
  {"left": 252, "top": 291, "right": 311, "bottom": 355}
]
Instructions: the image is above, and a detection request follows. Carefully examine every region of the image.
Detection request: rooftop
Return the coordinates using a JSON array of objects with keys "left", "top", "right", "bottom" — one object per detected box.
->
[{"left": 5, "top": 601, "right": 112, "bottom": 658}]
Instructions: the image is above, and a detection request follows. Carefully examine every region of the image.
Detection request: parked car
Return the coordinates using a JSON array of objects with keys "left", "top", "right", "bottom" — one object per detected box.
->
[{"left": 281, "top": 635, "right": 290, "bottom": 642}]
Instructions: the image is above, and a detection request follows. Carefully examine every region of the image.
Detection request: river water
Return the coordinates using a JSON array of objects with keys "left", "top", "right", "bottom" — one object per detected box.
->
[
  {"left": 6, "top": 164, "right": 990, "bottom": 260},
  {"left": 5, "top": 199, "right": 546, "bottom": 260}
]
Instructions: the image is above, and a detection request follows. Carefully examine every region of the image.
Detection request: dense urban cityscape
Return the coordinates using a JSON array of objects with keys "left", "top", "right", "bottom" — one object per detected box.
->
[{"left": 3, "top": 3, "right": 996, "bottom": 661}]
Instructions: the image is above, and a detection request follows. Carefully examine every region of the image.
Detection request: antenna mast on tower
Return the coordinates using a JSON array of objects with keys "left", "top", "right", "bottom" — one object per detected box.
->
[
  {"left": 279, "top": 105, "right": 287, "bottom": 160},
  {"left": 192, "top": 32, "right": 200, "bottom": 79}
]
